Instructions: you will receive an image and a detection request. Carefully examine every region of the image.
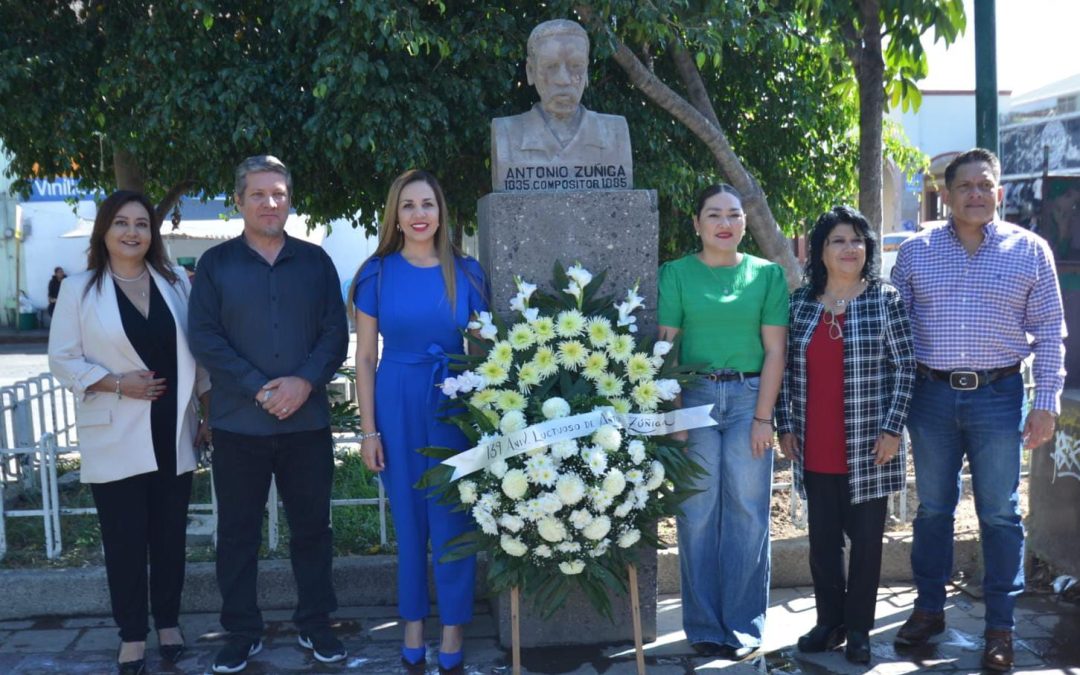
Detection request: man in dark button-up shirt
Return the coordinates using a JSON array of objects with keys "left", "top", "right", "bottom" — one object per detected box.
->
[{"left": 189, "top": 155, "right": 348, "bottom": 673}]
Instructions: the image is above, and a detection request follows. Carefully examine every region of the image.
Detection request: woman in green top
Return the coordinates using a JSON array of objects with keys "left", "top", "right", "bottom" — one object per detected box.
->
[{"left": 658, "top": 184, "right": 789, "bottom": 659}]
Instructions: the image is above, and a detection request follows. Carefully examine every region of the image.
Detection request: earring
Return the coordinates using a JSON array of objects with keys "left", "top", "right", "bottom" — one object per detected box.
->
[{"left": 396, "top": 223, "right": 402, "bottom": 232}]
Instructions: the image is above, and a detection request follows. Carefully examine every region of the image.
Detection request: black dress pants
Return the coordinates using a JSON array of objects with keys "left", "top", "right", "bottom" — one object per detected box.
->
[
  {"left": 211, "top": 427, "right": 337, "bottom": 640},
  {"left": 803, "top": 470, "right": 888, "bottom": 632},
  {"left": 91, "top": 469, "right": 194, "bottom": 642}
]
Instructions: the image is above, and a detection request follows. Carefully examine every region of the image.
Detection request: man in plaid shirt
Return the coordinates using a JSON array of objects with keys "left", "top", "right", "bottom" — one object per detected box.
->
[{"left": 891, "top": 148, "right": 1067, "bottom": 672}]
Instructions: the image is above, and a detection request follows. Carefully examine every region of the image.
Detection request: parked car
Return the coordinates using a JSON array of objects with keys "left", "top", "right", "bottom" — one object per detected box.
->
[{"left": 881, "top": 230, "right": 916, "bottom": 281}]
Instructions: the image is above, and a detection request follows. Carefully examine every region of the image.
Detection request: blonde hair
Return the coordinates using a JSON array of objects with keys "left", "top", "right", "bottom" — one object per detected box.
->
[{"left": 350, "top": 169, "right": 464, "bottom": 312}]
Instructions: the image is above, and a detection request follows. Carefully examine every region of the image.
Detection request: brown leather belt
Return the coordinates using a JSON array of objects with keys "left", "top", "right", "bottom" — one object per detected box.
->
[
  {"left": 705, "top": 370, "right": 761, "bottom": 382},
  {"left": 916, "top": 363, "right": 1021, "bottom": 391}
]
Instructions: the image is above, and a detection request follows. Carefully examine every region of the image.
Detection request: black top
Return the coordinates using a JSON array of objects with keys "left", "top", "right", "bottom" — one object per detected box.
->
[
  {"left": 187, "top": 233, "right": 348, "bottom": 435},
  {"left": 115, "top": 278, "right": 179, "bottom": 475}
]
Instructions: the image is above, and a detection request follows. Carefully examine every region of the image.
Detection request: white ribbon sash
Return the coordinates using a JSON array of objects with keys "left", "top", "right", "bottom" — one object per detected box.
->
[{"left": 442, "top": 404, "right": 715, "bottom": 480}]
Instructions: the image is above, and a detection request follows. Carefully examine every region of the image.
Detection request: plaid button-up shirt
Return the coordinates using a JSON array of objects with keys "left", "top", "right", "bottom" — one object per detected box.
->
[
  {"left": 777, "top": 282, "right": 916, "bottom": 504},
  {"left": 890, "top": 219, "right": 1067, "bottom": 413}
]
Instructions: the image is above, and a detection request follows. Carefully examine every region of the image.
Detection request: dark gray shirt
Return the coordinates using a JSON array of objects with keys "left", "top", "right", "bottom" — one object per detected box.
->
[{"left": 188, "top": 234, "right": 347, "bottom": 436}]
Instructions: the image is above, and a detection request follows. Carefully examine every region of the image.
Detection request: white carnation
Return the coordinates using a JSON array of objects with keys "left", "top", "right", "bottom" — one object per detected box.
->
[
  {"left": 555, "top": 474, "right": 587, "bottom": 506},
  {"left": 457, "top": 480, "right": 478, "bottom": 504},
  {"left": 569, "top": 508, "right": 594, "bottom": 530},
  {"left": 498, "top": 514, "right": 525, "bottom": 533},
  {"left": 559, "top": 560, "right": 586, "bottom": 575},
  {"left": 499, "top": 410, "right": 527, "bottom": 434},
  {"left": 614, "top": 500, "right": 633, "bottom": 517},
  {"left": 534, "top": 544, "right": 553, "bottom": 558},
  {"left": 592, "top": 424, "right": 622, "bottom": 452},
  {"left": 500, "top": 534, "right": 528, "bottom": 557},
  {"left": 551, "top": 439, "right": 579, "bottom": 460},
  {"left": 583, "top": 515, "right": 612, "bottom": 541},
  {"left": 538, "top": 517, "right": 568, "bottom": 543},
  {"left": 502, "top": 469, "right": 529, "bottom": 500},
  {"left": 537, "top": 491, "right": 563, "bottom": 514},
  {"left": 487, "top": 459, "right": 508, "bottom": 479},
  {"left": 617, "top": 528, "right": 642, "bottom": 549},
  {"left": 628, "top": 440, "right": 647, "bottom": 465},
  {"left": 644, "top": 460, "right": 666, "bottom": 491},
  {"left": 541, "top": 397, "right": 571, "bottom": 420}
]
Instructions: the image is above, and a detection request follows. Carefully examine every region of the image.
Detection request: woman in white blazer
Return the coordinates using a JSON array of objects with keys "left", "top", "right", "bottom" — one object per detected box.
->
[{"left": 48, "top": 191, "right": 210, "bottom": 675}]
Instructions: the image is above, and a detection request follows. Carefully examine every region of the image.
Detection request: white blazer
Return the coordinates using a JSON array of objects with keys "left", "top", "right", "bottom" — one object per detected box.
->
[{"left": 48, "top": 266, "right": 211, "bottom": 483}]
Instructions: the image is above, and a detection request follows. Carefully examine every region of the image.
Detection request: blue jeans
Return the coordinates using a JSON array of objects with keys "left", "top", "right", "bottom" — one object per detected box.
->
[
  {"left": 907, "top": 372, "right": 1025, "bottom": 630},
  {"left": 677, "top": 377, "right": 772, "bottom": 648}
]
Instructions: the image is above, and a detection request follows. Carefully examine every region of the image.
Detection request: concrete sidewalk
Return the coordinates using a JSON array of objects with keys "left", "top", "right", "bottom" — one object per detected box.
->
[{"left": 0, "top": 584, "right": 1077, "bottom": 674}]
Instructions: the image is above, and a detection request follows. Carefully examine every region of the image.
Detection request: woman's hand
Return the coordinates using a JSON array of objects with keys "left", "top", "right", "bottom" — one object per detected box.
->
[
  {"left": 750, "top": 419, "right": 774, "bottom": 458},
  {"left": 873, "top": 432, "right": 901, "bottom": 466},
  {"left": 778, "top": 432, "right": 800, "bottom": 460},
  {"left": 361, "top": 436, "right": 385, "bottom": 473},
  {"left": 121, "top": 370, "right": 167, "bottom": 401},
  {"left": 196, "top": 418, "right": 212, "bottom": 448}
]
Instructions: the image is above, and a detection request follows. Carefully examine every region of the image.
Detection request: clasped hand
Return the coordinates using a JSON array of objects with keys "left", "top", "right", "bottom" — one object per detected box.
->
[{"left": 256, "top": 376, "right": 312, "bottom": 420}]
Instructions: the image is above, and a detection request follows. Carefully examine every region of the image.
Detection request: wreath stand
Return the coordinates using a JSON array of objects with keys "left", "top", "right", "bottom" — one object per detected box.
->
[{"left": 509, "top": 563, "right": 646, "bottom": 675}]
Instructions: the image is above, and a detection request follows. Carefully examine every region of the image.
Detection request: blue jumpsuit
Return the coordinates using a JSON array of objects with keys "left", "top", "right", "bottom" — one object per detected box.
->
[{"left": 354, "top": 252, "right": 487, "bottom": 624}]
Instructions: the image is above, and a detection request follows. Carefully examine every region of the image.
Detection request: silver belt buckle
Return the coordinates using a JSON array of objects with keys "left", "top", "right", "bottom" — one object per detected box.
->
[{"left": 949, "top": 371, "right": 979, "bottom": 391}]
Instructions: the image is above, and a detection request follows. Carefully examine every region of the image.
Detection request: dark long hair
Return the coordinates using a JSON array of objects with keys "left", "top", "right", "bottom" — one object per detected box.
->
[
  {"left": 84, "top": 190, "right": 178, "bottom": 296},
  {"left": 804, "top": 205, "right": 878, "bottom": 296}
]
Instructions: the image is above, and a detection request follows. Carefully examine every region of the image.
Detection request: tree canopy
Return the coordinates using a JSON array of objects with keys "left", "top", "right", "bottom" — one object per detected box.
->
[{"left": 0, "top": 1, "right": 919, "bottom": 267}]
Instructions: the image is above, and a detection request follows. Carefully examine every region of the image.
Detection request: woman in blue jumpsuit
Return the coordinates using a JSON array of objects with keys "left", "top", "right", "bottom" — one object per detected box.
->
[{"left": 353, "top": 170, "right": 487, "bottom": 674}]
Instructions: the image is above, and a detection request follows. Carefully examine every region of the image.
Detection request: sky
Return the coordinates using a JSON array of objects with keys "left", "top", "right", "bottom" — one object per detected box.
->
[{"left": 920, "top": 0, "right": 1079, "bottom": 96}]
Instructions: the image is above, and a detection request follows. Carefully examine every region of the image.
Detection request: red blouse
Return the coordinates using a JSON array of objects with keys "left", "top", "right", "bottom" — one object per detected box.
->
[{"left": 803, "top": 311, "right": 847, "bottom": 474}]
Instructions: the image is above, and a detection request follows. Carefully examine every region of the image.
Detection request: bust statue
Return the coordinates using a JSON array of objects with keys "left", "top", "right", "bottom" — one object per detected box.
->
[{"left": 491, "top": 19, "right": 633, "bottom": 192}]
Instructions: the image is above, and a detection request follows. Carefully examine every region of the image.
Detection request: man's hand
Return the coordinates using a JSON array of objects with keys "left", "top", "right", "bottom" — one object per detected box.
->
[
  {"left": 258, "top": 377, "right": 313, "bottom": 420},
  {"left": 1023, "top": 409, "right": 1057, "bottom": 449},
  {"left": 873, "top": 433, "right": 901, "bottom": 466},
  {"left": 778, "top": 432, "right": 800, "bottom": 460}
]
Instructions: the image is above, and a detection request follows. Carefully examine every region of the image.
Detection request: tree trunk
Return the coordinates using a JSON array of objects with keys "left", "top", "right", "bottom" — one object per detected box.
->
[
  {"left": 608, "top": 40, "right": 801, "bottom": 287},
  {"left": 112, "top": 148, "right": 145, "bottom": 193},
  {"left": 855, "top": 0, "right": 884, "bottom": 232}
]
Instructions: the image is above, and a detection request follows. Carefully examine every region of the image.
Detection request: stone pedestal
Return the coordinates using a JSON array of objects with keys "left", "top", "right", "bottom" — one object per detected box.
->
[
  {"left": 478, "top": 189, "right": 661, "bottom": 647},
  {"left": 477, "top": 189, "right": 659, "bottom": 336},
  {"left": 1027, "top": 389, "right": 1080, "bottom": 577}
]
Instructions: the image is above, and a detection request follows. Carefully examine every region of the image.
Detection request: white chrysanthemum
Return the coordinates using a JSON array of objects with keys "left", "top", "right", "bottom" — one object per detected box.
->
[
  {"left": 595, "top": 373, "right": 625, "bottom": 397},
  {"left": 590, "top": 486, "right": 615, "bottom": 511},
  {"left": 652, "top": 341, "right": 673, "bottom": 358},
  {"left": 631, "top": 381, "right": 661, "bottom": 411},
  {"left": 495, "top": 390, "right": 527, "bottom": 412},
  {"left": 625, "top": 353, "right": 657, "bottom": 383},
  {"left": 470, "top": 389, "right": 499, "bottom": 409},
  {"left": 614, "top": 500, "right": 633, "bottom": 517},
  {"left": 477, "top": 361, "right": 509, "bottom": 387},
  {"left": 537, "top": 491, "right": 563, "bottom": 514},
  {"left": 525, "top": 454, "right": 558, "bottom": 487},
  {"left": 617, "top": 528, "right": 642, "bottom": 549},
  {"left": 585, "top": 316, "right": 614, "bottom": 347},
  {"left": 583, "top": 515, "right": 612, "bottom": 541},
  {"left": 627, "top": 439, "right": 647, "bottom": 465},
  {"left": 487, "top": 459, "right": 508, "bottom": 479},
  {"left": 507, "top": 323, "right": 536, "bottom": 350},
  {"left": 655, "top": 378, "right": 681, "bottom": 401},
  {"left": 502, "top": 469, "right": 529, "bottom": 499},
  {"left": 551, "top": 439, "right": 579, "bottom": 460},
  {"left": 603, "top": 468, "right": 627, "bottom": 496},
  {"left": 555, "top": 309, "right": 586, "bottom": 337},
  {"left": 534, "top": 544, "right": 553, "bottom": 558},
  {"left": 538, "top": 517, "right": 568, "bottom": 543},
  {"left": 589, "top": 539, "right": 611, "bottom": 558},
  {"left": 606, "top": 334, "right": 635, "bottom": 363},
  {"left": 556, "top": 541, "right": 582, "bottom": 553},
  {"left": 633, "top": 485, "right": 650, "bottom": 509},
  {"left": 625, "top": 468, "right": 645, "bottom": 485},
  {"left": 555, "top": 473, "right": 587, "bottom": 506},
  {"left": 557, "top": 340, "right": 588, "bottom": 370},
  {"left": 582, "top": 445, "right": 608, "bottom": 476},
  {"left": 473, "top": 508, "right": 499, "bottom": 535},
  {"left": 559, "top": 560, "right": 586, "bottom": 575},
  {"left": 458, "top": 480, "right": 478, "bottom": 504},
  {"left": 516, "top": 498, "right": 545, "bottom": 522},
  {"left": 581, "top": 351, "right": 610, "bottom": 381},
  {"left": 500, "top": 410, "right": 527, "bottom": 435},
  {"left": 645, "top": 460, "right": 666, "bottom": 491},
  {"left": 569, "top": 508, "right": 594, "bottom": 530},
  {"left": 517, "top": 362, "right": 543, "bottom": 393},
  {"left": 477, "top": 491, "right": 500, "bottom": 511},
  {"left": 498, "top": 514, "right": 525, "bottom": 533},
  {"left": 609, "top": 397, "right": 632, "bottom": 415},
  {"left": 531, "top": 316, "right": 556, "bottom": 343},
  {"left": 542, "top": 397, "right": 571, "bottom": 420},
  {"left": 532, "top": 346, "right": 558, "bottom": 376},
  {"left": 500, "top": 534, "right": 528, "bottom": 557},
  {"left": 489, "top": 341, "right": 514, "bottom": 367},
  {"left": 592, "top": 425, "right": 622, "bottom": 451}
]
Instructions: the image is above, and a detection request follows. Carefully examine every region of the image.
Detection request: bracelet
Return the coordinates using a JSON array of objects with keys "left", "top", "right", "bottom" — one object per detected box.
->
[
  {"left": 752, "top": 416, "right": 774, "bottom": 426},
  {"left": 359, "top": 431, "right": 381, "bottom": 441},
  {"left": 115, "top": 375, "right": 122, "bottom": 399}
]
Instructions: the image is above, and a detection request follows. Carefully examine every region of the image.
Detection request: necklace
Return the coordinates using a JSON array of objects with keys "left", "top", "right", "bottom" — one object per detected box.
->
[
  {"left": 819, "top": 279, "right": 866, "bottom": 340},
  {"left": 699, "top": 254, "right": 739, "bottom": 296},
  {"left": 111, "top": 267, "right": 149, "bottom": 298}
]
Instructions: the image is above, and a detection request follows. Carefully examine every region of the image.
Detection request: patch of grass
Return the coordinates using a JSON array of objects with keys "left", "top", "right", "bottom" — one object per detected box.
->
[{"left": 1, "top": 444, "right": 393, "bottom": 568}]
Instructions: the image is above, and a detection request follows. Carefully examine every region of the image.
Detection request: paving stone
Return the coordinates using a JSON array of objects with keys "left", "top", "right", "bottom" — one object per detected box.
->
[
  {"left": 0, "top": 629, "right": 76, "bottom": 653},
  {"left": 70, "top": 627, "right": 118, "bottom": 651},
  {"left": 60, "top": 617, "right": 113, "bottom": 629},
  {"left": 0, "top": 621, "right": 33, "bottom": 630}
]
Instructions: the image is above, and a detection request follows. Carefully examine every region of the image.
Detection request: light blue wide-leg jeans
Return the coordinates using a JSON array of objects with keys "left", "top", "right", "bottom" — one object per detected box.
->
[{"left": 677, "top": 376, "right": 773, "bottom": 648}]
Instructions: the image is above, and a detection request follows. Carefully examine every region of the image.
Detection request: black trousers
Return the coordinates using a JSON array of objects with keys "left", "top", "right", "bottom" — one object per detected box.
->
[
  {"left": 91, "top": 469, "right": 193, "bottom": 642},
  {"left": 803, "top": 471, "right": 888, "bottom": 632},
  {"left": 212, "top": 427, "right": 337, "bottom": 640}
]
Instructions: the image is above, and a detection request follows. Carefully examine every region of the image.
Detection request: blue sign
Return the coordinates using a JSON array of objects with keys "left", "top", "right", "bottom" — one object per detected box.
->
[
  {"left": 905, "top": 173, "right": 924, "bottom": 193},
  {"left": 27, "top": 178, "right": 102, "bottom": 202}
]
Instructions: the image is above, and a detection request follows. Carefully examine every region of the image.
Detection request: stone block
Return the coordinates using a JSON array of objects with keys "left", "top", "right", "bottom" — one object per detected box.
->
[
  {"left": 477, "top": 189, "right": 659, "bottom": 336},
  {"left": 493, "top": 547, "right": 657, "bottom": 648},
  {"left": 1027, "top": 391, "right": 1080, "bottom": 577}
]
